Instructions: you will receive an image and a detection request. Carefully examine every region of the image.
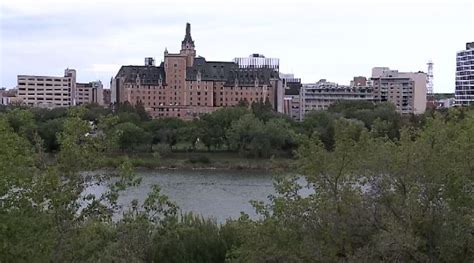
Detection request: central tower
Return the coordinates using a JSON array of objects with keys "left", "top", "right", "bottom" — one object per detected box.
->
[{"left": 180, "top": 22, "right": 196, "bottom": 67}]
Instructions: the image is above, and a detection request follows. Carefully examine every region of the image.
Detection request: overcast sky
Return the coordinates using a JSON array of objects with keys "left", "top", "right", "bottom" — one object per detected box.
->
[{"left": 1, "top": 0, "right": 472, "bottom": 92}]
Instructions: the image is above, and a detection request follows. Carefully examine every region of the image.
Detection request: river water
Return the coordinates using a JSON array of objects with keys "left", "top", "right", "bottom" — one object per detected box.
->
[{"left": 87, "top": 169, "right": 280, "bottom": 223}]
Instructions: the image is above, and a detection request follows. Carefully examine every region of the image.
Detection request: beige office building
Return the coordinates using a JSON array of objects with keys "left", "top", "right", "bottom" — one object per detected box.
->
[
  {"left": 76, "top": 81, "right": 104, "bottom": 106},
  {"left": 17, "top": 69, "right": 76, "bottom": 107},
  {"left": 17, "top": 69, "right": 103, "bottom": 107},
  {"left": 371, "top": 67, "right": 427, "bottom": 114}
]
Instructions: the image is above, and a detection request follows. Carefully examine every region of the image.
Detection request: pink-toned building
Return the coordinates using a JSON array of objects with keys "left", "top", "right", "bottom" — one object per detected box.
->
[{"left": 111, "top": 23, "right": 282, "bottom": 120}]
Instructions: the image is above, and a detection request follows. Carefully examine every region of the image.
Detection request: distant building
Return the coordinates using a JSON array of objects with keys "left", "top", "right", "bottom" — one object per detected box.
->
[
  {"left": 428, "top": 93, "right": 455, "bottom": 109},
  {"left": 437, "top": 98, "right": 456, "bottom": 109},
  {"left": 0, "top": 88, "right": 21, "bottom": 105},
  {"left": 371, "top": 67, "right": 427, "bottom": 114},
  {"left": 302, "top": 77, "right": 374, "bottom": 114},
  {"left": 111, "top": 23, "right": 282, "bottom": 120},
  {"left": 455, "top": 42, "right": 474, "bottom": 106},
  {"left": 76, "top": 81, "right": 103, "bottom": 106},
  {"left": 281, "top": 74, "right": 302, "bottom": 120},
  {"left": 17, "top": 69, "right": 77, "bottom": 107},
  {"left": 103, "top": 89, "right": 111, "bottom": 106},
  {"left": 17, "top": 69, "right": 103, "bottom": 108}
]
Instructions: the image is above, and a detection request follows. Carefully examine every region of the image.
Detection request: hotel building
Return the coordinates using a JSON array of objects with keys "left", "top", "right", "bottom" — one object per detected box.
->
[{"left": 111, "top": 23, "right": 283, "bottom": 120}]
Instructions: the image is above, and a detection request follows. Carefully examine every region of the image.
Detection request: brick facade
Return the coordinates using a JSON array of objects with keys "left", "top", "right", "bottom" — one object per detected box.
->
[{"left": 112, "top": 23, "right": 281, "bottom": 120}]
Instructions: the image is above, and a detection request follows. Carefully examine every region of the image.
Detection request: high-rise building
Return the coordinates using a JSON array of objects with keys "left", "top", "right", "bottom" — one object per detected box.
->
[
  {"left": 371, "top": 67, "right": 427, "bottom": 114},
  {"left": 111, "top": 23, "right": 282, "bottom": 120},
  {"left": 455, "top": 42, "right": 474, "bottom": 106}
]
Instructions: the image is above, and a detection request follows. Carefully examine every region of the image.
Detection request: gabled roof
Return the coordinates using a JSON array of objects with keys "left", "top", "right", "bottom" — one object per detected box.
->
[
  {"left": 186, "top": 58, "right": 237, "bottom": 82},
  {"left": 186, "top": 57, "right": 279, "bottom": 86},
  {"left": 116, "top": 66, "right": 166, "bottom": 85}
]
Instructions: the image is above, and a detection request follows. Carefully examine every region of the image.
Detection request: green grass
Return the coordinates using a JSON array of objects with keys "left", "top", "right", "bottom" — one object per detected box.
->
[{"left": 97, "top": 151, "right": 293, "bottom": 171}]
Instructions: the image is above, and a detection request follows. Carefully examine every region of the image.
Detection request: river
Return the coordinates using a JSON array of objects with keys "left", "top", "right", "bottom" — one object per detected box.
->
[{"left": 87, "top": 169, "right": 282, "bottom": 223}]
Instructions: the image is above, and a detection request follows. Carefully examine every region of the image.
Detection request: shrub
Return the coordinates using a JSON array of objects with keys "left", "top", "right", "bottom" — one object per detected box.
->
[{"left": 188, "top": 155, "right": 211, "bottom": 164}]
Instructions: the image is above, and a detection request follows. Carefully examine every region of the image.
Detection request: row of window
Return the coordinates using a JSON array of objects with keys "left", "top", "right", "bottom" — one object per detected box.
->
[
  {"left": 26, "top": 97, "right": 69, "bottom": 101},
  {"left": 456, "top": 61, "right": 474, "bottom": 66},
  {"left": 19, "top": 93, "right": 68, "bottom": 96},
  {"left": 18, "top": 87, "right": 70, "bottom": 91},
  {"left": 19, "top": 83, "right": 70, "bottom": 87},
  {"left": 18, "top": 78, "right": 69, "bottom": 82},
  {"left": 455, "top": 82, "right": 474, "bottom": 87},
  {"left": 455, "top": 91, "right": 474, "bottom": 95},
  {"left": 126, "top": 84, "right": 270, "bottom": 91},
  {"left": 456, "top": 55, "right": 474, "bottom": 61},
  {"left": 456, "top": 76, "right": 474, "bottom": 81}
]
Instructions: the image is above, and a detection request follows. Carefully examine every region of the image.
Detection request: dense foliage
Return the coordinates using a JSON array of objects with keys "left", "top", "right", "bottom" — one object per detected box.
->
[
  {"left": 0, "top": 101, "right": 411, "bottom": 158},
  {"left": 0, "top": 102, "right": 473, "bottom": 262}
]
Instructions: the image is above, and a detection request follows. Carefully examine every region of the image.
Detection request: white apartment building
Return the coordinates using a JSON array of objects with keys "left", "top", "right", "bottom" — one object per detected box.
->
[
  {"left": 302, "top": 78, "right": 374, "bottom": 114},
  {"left": 455, "top": 42, "right": 474, "bottom": 106}
]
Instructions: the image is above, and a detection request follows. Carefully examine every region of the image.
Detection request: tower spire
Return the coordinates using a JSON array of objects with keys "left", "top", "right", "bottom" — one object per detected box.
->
[
  {"left": 182, "top": 22, "right": 194, "bottom": 46},
  {"left": 186, "top": 23, "right": 191, "bottom": 37},
  {"left": 180, "top": 22, "right": 196, "bottom": 67}
]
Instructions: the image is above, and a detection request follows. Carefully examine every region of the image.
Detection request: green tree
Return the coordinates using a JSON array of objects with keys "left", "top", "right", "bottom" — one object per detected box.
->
[
  {"left": 232, "top": 110, "right": 474, "bottom": 262},
  {"left": 135, "top": 101, "right": 151, "bottom": 121},
  {"left": 176, "top": 120, "right": 199, "bottom": 150},
  {"left": 227, "top": 113, "right": 271, "bottom": 157},
  {"left": 5, "top": 108, "right": 37, "bottom": 140},
  {"left": 114, "top": 122, "right": 152, "bottom": 152},
  {"left": 251, "top": 97, "right": 274, "bottom": 121},
  {"left": 0, "top": 116, "right": 55, "bottom": 261},
  {"left": 37, "top": 118, "right": 65, "bottom": 152},
  {"left": 300, "top": 110, "right": 336, "bottom": 150},
  {"left": 264, "top": 118, "right": 297, "bottom": 155},
  {"left": 199, "top": 107, "right": 248, "bottom": 150},
  {"left": 151, "top": 214, "right": 232, "bottom": 263}
]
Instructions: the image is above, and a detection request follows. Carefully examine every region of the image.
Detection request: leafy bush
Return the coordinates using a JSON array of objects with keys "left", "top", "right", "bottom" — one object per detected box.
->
[
  {"left": 188, "top": 155, "right": 211, "bottom": 164},
  {"left": 154, "top": 143, "right": 172, "bottom": 157}
]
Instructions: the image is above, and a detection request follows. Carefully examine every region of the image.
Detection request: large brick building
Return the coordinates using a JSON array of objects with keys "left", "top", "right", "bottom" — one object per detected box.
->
[{"left": 111, "top": 23, "right": 282, "bottom": 119}]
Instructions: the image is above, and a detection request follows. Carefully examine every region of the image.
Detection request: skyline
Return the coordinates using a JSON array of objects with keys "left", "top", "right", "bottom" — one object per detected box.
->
[{"left": 1, "top": 0, "right": 473, "bottom": 93}]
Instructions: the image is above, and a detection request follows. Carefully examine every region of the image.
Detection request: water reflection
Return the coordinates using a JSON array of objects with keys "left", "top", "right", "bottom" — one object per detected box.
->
[{"left": 86, "top": 169, "right": 278, "bottom": 223}]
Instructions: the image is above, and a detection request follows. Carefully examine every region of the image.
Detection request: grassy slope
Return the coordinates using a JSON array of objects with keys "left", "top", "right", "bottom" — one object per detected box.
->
[{"left": 98, "top": 151, "right": 293, "bottom": 171}]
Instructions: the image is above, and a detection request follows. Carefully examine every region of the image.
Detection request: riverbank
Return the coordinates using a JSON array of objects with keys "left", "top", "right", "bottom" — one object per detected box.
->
[{"left": 97, "top": 152, "right": 294, "bottom": 171}]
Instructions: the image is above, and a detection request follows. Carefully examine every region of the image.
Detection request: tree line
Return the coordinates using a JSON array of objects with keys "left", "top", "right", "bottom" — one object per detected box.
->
[
  {"left": 0, "top": 102, "right": 473, "bottom": 262},
  {"left": 0, "top": 100, "right": 430, "bottom": 158}
]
